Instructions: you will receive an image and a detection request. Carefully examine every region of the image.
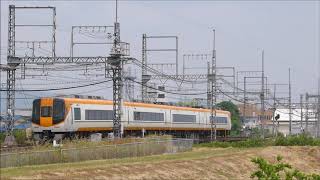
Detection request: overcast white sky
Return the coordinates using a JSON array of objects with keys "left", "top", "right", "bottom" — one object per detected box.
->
[{"left": 0, "top": 0, "right": 319, "bottom": 111}]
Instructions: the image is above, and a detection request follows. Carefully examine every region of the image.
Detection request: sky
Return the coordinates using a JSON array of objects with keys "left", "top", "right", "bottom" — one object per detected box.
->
[{"left": 0, "top": 0, "right": 319, "bottom": 112}]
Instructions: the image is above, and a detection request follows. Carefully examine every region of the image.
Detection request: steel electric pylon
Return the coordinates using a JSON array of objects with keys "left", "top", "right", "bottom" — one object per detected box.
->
[
  {"left": 108, "top": 21, "right": 124, "bottom": 138},
  {"left": 3, "top": 6, "right": 19, "bottom": 145},
  {"left": 210, "top": 29, "right": 217, "bottom": 141},
  {"left": 107, "top": 1, "right": 132, "bottom": 138}
]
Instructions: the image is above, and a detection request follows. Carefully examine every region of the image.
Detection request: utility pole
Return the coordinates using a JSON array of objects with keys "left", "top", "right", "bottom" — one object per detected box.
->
[
  {"left": 210, "top": 29, "right": 217, "bottom": 141},
  {"left": 288, "top": 68, "right": 292, "bottom": 135},
  {"left": 207, "top": 62, "right": 211, "bottom": 108},
  {"left": 141, "top": 34, "right": 147, "bottom": 102},
  {"left": 272, "top": 84, "right": 276, "bottom": 136},
  {"left": 244, "top": 77, "right": 247, "bottom": 122},
  {"left": 260, "top": 50, "right": 265, "bottom": 138},
  {"left": 317, "top": 78, "right": 320, "bottom": 137},
  {"left": 300, "top": 94, "right": 303, "bottom": 133},
  {"left": 305, "top": 93, "right": 309, "bottom": 132}
]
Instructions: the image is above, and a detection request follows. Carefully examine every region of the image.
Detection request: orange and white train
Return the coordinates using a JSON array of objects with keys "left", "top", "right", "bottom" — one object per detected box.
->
[{"left": 31, "top": 97, "right": 231, "bottom": 140}]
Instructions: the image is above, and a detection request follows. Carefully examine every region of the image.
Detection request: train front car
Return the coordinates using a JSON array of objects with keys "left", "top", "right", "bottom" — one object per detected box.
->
[{"left": 31, "top": 98, "right": 66, "bottom": 140}]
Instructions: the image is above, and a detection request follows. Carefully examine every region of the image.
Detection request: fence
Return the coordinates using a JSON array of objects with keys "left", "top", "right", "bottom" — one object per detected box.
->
[{"left": 0, "top": 138, "right": 193, "bottom": 168}]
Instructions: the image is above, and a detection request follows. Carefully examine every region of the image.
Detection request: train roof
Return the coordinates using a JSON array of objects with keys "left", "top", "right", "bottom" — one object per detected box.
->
[{"left": 37, "top": 97, "right": 231, "bottom": 115}]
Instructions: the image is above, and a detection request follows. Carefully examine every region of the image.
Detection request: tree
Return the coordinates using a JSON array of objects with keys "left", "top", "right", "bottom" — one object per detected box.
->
[
  {"left": 251, "top": 155, "right": 320, "bottom": 180},
  {"left": 216, "top": 101, "right": 241, "bottom": 135}
]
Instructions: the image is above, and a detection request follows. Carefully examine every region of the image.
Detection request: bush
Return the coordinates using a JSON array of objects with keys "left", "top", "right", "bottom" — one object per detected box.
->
[
  {"left": 0, "top": 130, "right": 27, "bottom": 145},
  {"left": 275, "top": 134, "right": 320, "bottom": 146},
  {"left": 196, "top": 138, "right": 272, "bottom": 148},
  {"left": 13, "top": 129, "right": 27, "bottom": 145},
  {"left": 0, "top": 132, "right": 5, "bottom": 143},
  {"left": 195, "top": 134, "right": 320, "bottom": 148},
  {"left": 251, "top": 155, "right": 320, "bottom": 180}
]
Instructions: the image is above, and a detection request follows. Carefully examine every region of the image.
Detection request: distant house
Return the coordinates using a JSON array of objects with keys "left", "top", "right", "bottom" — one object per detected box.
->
[{"left": 237, "top": 103, "right": 273, "bottom": 129}]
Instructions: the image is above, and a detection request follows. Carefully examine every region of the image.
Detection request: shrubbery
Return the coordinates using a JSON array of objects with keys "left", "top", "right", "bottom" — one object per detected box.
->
[
  {"left": 275, "top": 134, "right": 320, "bottom": 146},
  {"left": 196, "top": 138, "right": 272, "bottom": 148},
  {"left": 196, "top": 134, "right": 320, "bottom": 148},
  {"left": 0, "top": 129, "right": 28, "bottom": 145},
  {"left": 0, "top": 132, "right": 5, "bottom": 143},
  {"left": 13, "top": 129, "right": 27, "bottom": 144},
  {"left": 251, "top": 155, "right": 320, "bottom": 180}
]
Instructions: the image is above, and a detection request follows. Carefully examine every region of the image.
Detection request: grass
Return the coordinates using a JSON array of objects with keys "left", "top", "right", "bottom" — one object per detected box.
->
[
  {"left": 1, "top": 136, "right": 185, "bottom": 169},
  {"left": 0, "top": 147, "right": 241, "bottom": 178},
  {"left": 1, "top": 146, "right": 319, "bottom": 179},
  {"left": 1, "top": 135, "right": 173, "bottom": 153}
]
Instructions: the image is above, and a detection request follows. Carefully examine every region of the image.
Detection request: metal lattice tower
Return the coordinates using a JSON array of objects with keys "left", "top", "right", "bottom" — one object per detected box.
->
[
  {"left": 109, "top": 22, "right": 123, "bottom": 137},
  {"left": 107, "top": 1, "right": 133, "bottom": 138},
  {"left": 141, "top": 34, "right": 148, "bottom": 102},
  {"left": 209, "top": 29, "right": 217, "bottom": 141},
  {"left": 4, "top": 5, "right": 56, "bottom": 139},
  {"left": 5, "top": 5, "right": 18, "bottom": 137}
]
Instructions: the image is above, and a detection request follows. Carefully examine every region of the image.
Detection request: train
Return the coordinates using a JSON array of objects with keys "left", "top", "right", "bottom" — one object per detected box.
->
[{"left": 31, "top": 97, "right": 232, "bottom": 140}]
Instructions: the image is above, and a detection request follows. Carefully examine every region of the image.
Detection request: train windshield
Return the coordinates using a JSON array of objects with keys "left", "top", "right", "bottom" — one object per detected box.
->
[
  {"left": 41, "top": 106, "right": 52, "bottom": 117},
  {"left": 53, "top": 99, "right": 65, "bottom": 124},
  {"left": 32, "top": 99, "right": 40, "bottom": 124}
]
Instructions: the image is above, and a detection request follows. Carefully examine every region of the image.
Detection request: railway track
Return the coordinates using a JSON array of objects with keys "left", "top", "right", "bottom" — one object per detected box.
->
[{"left": 0, "top": 145, "right": 34, "bottom": 153}]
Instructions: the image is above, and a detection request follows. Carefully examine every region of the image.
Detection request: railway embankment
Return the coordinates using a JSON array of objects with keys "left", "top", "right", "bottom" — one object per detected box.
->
[{"left": 1, "top": 146, "right": 319, "bottom": 179}]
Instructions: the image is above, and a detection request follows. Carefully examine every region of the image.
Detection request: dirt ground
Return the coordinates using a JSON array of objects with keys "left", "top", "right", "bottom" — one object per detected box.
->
[{"left": 1, "top": 146, "right": 319, "bottom": 179}]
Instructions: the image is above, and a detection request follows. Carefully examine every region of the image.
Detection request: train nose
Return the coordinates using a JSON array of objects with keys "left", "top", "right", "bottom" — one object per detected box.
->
[
  {"left": 40, "top": 116, "right": 52, "bottom": 127},
  {"left": 40, "top": 98, "right": 53, "bottom": 127}
]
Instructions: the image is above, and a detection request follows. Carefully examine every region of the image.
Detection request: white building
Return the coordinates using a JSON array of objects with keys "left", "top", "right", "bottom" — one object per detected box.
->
[{"left": 272, "top": 108, "right": 318, "bottom": 136}]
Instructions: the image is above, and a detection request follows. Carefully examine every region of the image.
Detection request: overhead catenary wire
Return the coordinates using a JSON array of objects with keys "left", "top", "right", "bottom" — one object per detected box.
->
[
  {"left": 0, "top": 79, "right": 112, "bottom": 92},
  {"left": 127, "top": 78, "right": 208, "bottom": 96}
]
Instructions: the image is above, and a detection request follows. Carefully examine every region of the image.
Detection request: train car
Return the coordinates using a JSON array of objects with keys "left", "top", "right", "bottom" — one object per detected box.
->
[{"left": 31, "top": 97, "right": 231, "bottom": 140}]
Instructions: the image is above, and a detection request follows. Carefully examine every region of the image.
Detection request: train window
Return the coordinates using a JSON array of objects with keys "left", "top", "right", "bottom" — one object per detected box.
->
[
  {"left": 211, "top": 116, "right": 228, "bottom": 124},
  {"left": 85, "top": 110, "right": 113, "bottom": 120},
  {"left": 74, "top": 108, "right": 81, "bottom": 120},
  {"left": 172, "top": 114, "right": 196, "bottom": 123},
  {"left": 41, "top": 106, "right": 52, "bottom": 117},
  {"left": 134, "top": 112, "right": 164, "bottom": 122},
  {"left": 32, "top": 99, "right": 40, "bottom": 124},
  {"left": 53, "top": 99, "right": 65, "bottom": 124}
]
